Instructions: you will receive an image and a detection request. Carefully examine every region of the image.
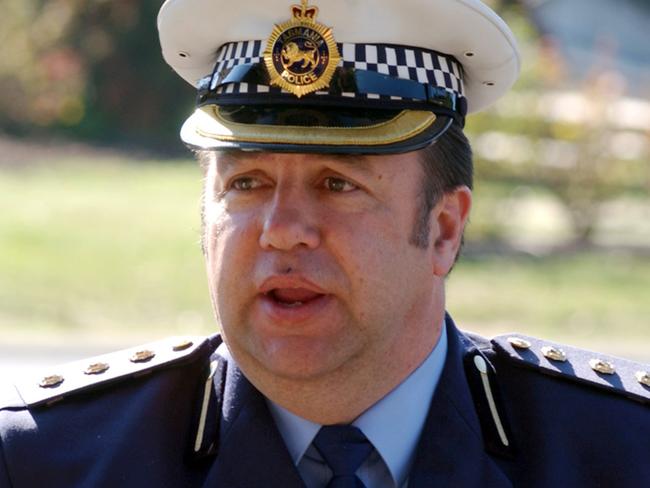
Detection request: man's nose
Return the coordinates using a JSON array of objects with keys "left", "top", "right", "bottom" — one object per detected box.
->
[{"left": 259, "top": 192, "right": 321, "bottom": 251}]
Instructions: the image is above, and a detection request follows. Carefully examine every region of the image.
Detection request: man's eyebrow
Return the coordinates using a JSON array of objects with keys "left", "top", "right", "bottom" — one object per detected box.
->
[
  {"left": 326, "top": 153, "right": 371, "bottom": 165},
  {"left": 214, "top": 151, "right": 252, "bottom": 171},
  {"left": 314, "top": 153, "right": 377, "bottom": 175},
  {"left": 215, "top": 151, "right": 376, "bottom": 174}
]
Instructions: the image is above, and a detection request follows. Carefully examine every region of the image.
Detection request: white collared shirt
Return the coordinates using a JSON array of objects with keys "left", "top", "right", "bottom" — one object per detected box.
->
[{"left": 267, "top": 324, "right": 448, "bottom": 488}]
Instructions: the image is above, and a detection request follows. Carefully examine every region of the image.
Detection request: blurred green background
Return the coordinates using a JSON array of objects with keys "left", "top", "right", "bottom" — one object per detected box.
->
[{"left": 1, "top": 0, "right": 649, "bottom": 364}]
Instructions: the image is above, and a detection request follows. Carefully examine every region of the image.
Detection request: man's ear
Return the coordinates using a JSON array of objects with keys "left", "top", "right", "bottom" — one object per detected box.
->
[{"left": 430, "top": 186, "right": 472, "bottom": 277}]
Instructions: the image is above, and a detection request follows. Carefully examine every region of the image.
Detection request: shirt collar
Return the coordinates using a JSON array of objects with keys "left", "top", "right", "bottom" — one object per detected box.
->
[{"left": 267, "top": 322, "right": 448, "bottom": 487}]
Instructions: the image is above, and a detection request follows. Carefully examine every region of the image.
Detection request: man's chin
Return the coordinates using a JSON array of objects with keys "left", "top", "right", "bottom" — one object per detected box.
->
[{"left": 244, "top": 336, "right": 352, "bottom": 383}]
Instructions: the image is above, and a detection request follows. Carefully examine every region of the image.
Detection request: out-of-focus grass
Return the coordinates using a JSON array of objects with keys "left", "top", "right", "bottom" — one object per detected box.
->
[
  {"left": 1, "top": 158, "right": 648, "bottom": 360},
  {"left": 0, "top": 159, "right": 212, "bottom": 338},
  {"left": 447, "top": 254, "right": 650, "bottom": 360}
]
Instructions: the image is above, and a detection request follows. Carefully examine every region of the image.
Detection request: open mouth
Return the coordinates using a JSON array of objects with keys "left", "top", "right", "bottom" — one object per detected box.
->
[{"left": 265, "top": 288, "right": 326, "bottom": 308}]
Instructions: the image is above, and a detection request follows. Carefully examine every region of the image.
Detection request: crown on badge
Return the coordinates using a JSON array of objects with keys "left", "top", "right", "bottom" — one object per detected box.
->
[{"left": 291, "top": 0, "right": 318, "bottom": 22}]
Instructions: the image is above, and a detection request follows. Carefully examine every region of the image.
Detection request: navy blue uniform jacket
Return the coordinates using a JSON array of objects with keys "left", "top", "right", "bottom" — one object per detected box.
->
[{"left": 1, "top": 317, "right": 649, "bottom": 487}]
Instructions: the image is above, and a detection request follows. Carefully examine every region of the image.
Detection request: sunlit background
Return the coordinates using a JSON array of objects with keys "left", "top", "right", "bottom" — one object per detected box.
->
[{"left": 1, "top": 0, "right": 649, "bottom": 375}]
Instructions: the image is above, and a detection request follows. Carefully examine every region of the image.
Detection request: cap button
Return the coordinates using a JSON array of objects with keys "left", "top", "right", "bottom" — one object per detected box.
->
[
  {"left": 635, "top": 371, "right": 650, "bottom": 387},
  {"left": 541, "top": 346, "right": 567, "bottom": 362},
  {"left": 130, "top": 350, "right": 156, "bottom": 363},
  {"left": 39, "top": 374, "right": 64, "bottom": 388},
  {"left": 507, "top": 337, "right": 531, "bottom": 350},
  {"left": 84, "top": 362, "right": 110, "bottom": 375},
  {"left": 172, "top": 339, "right": 194, "bottom": 352},
  {"left": 589, "top": 358, "right": 615, "bottom": 375}
]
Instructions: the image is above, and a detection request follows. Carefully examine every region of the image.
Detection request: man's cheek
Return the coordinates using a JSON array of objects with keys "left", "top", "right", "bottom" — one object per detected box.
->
[{"left": 205, "top": 200, "right": 228, "bottom": 239}]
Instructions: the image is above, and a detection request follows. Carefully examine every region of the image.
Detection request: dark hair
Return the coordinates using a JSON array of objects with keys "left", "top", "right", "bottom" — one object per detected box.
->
[
  {"left": 411, "top": 122, "right": 473, "bottom": 249},
  {"left": 196, "top": 123, "right": 473, "bottom": 255}
]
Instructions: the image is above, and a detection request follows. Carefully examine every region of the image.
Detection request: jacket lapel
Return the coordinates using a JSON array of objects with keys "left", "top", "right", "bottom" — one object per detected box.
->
[
  {"left": 408, "top": 317, "right": 513, "bottom": 487},
  {"left": 202, "top": 363, "right": 306, "bottom": 488}
]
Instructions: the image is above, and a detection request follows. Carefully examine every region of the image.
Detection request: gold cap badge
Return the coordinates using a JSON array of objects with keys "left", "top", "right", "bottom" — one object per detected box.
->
[{"left": 264, "top": 0, "right": 341, "bottom": 98}]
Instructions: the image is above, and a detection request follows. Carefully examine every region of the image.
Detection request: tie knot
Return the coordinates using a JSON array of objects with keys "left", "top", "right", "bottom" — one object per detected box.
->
[{"left": 312, "top": 425, "right": 374, "bottom": 478}]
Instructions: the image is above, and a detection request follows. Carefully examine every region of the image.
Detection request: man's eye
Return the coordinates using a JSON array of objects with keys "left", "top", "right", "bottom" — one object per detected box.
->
[
  {"left": 324, "top": 177, "right": 357, "bottom": 193},
  {"left": 231, "top": 177, "right": 262, "bottom": 191}
]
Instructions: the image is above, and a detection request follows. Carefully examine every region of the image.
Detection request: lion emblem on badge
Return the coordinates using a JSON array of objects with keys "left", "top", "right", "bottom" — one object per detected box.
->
[{"left": 281, "top": 41, "right": 320, "bottom": 70}]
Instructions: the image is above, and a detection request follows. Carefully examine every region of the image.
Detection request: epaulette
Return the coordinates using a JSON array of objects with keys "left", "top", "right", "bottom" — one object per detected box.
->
[
  {"left": 492, "top": 333, "right": 650, "bottom": 405},
  {"left": 1, "top": 335, "right": 212, "bottom": 410}
]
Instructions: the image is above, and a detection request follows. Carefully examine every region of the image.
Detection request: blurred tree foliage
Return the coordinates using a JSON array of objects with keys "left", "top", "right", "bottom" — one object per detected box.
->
[
  {"left": 0, "top": 0, "right": 193, "bottom": 150},
  {"left": 469, "top": 0, "right": 650, "bottom": 246}
]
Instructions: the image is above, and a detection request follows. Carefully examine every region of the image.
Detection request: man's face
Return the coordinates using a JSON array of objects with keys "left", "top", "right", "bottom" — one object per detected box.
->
[{"left": 203, "top": 150, "right": 454, "bottom": 392}]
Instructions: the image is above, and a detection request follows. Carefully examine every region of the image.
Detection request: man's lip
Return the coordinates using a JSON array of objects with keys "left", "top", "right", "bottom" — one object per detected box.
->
[
  {"left": 270, "top": 287, "right": 322, "bottom": 303},
  {"left": 258, "top": 275, "right": 328, "bottom": 295},
  {"left": 256, "top": 293, "right": 334, "bottom": 325}
]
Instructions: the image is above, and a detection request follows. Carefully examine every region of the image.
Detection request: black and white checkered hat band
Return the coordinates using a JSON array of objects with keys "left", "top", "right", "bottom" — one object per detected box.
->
[{"left": 197, "top": 40, "right": 465, "bottom": 101}]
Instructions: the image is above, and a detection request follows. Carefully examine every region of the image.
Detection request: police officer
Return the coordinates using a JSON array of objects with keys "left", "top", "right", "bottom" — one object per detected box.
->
[{"left": 1, "top": 1, "right": 649, "bottom": 487}]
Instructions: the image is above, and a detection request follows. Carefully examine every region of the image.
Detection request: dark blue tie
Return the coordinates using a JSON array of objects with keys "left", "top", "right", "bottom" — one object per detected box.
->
[{"left": 312, "top": 425, "right": 374, "bottom": 488}]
